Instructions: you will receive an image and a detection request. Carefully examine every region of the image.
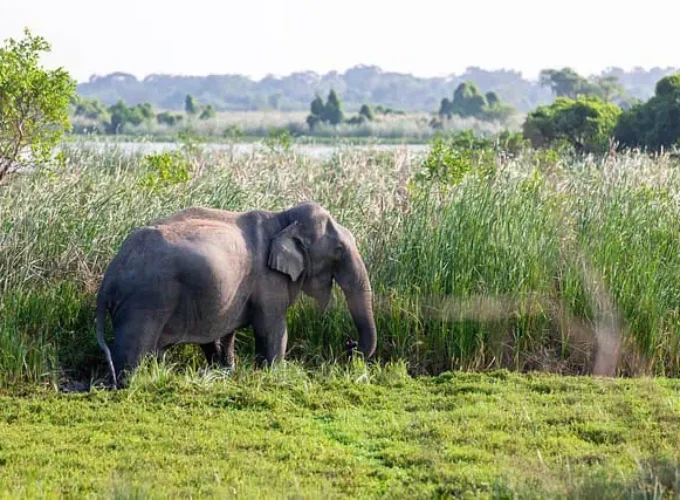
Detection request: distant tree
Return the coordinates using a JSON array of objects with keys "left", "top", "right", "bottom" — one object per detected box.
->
[
  {"left": 540, "top": 68, "right": 630, "bottom": 106},
  {"left": 306, "top": 90, "right": 345, "bottom": 129},
  {"left": 439, "top": 83, "right": 514, "bottom": 122},
  {"left": 655, "top": 74, "right": 680, "bottom": 97},
  {"left": 523, "top": 96, "right": 621, "bottom": 153},
  {"left": 199, "top": 104, "right": 216, "bottom": 120},
  {"left": 310, "top": 94, "right": 325, "bottom": 117},
  {"left": 156, "top": 111, "right": 183, "bottom": 126},
  {"left": 359, "top": 104, "right": 375, "bottom": 121},
  {"left": 324, "top": 89, "right": 344, "bottom": 125},
  {"left": 438, "top": 98, "right": 452, "bottom": 118},
  {"left": 107, "top": 100, "right": 155, "bottom": 134},
  {"left": 592, "top": 75, "right": 627, "bottom": 103},
  {"left": 185, "top": 94, "right": 197, "bottom": 115},
  {"left": 539, "top": 68, "right": 592, "bottom": 99},
  {"left": 72, "top": 96, "right": 110, "bottom": 121},
  {"left": 451, "top": 82, "right": 487, "bottom": 117},
  {"left": 306, "top": 114, "right": 321, "bottom": 130},
  {"left": 0, "top": 28, "right": 75, "bottom": 182},
  {"left": 137, "top": 102, "right": 155, "bottom": 120},
  {"left": 485, "top": 91, "right": 500, "bottom": 107},
  {"left": 614, "top": 73, "right": 680, "bottom": 151}
]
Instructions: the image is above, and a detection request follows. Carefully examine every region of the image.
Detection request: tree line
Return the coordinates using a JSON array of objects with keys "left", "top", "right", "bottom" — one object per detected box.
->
[
  {"left": 2, "top": 28, "right": 680, "bottom": 185},
  {"left": 75, "top": 65, "right": 678, "bottom": 114},
  {"left": 71, "top": 93, "right": 216, "bottom": 134}
]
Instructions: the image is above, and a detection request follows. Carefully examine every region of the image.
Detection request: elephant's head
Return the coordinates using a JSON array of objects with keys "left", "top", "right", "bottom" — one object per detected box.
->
[{"left": 267, "top": 201, "right": 377, "bottom": 358}]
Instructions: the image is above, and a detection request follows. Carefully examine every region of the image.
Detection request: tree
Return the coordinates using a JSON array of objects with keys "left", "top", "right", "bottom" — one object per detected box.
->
[
  {"left": 185, "top": 94, "right": 197, "bottom": 115},
  {"left": 438, "top": 83, "right": 515, "bottom": 122},
  {"left": 199, "top": 104, "right": 216, "bottom": 120},
  {"left": 540, "top": 68, "right": 629, "bottom": 105},
  {"left": 485, "top": 91, "right": 500, "bottom": 107},
  {"left": 324, "top": 89, "right": 344, "bottom": 125},
  {"left": 310, "top": 94, "right": 325, "bottom": 117},
  {"left": 539, "top": 68, "right": 592, "bottom": 99},
  {"left": 107, "top": 100, "right": 154, "bottom": 134},
  {"left": 451, "top": 82, "right": 487, "bottom": 117},
  {"left": 614, "top": 73, "right": 680, "bottom": 151},
  {"left": 523, "top": 96, "right": 622, "bottom": 153},
  {"left": 305, "top": 90, "right": 345, "bottom": 129},
  {"left": 359, "top": 104, "right": 374, "bottom": 121},
  {"left": 0, "top": 28, "right": 75, "bottom": 182},
  {"left": 156, "top": 111, "right": 183, "bottom": 126}
]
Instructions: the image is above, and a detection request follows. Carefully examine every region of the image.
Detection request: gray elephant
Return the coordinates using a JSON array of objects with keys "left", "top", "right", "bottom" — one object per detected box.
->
[{"left": 95, "top": 201, "right": 377, "bottom": 388}]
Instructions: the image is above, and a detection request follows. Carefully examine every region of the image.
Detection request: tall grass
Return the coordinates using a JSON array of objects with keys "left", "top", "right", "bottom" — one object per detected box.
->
[{"left": 2, "top": 139, "right": 680, "bottom": 386}]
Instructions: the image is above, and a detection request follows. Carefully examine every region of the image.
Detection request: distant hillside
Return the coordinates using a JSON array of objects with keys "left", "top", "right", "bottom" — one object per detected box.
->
[{"left": 75, "top": 64, "right": 679, "bottom": 113}]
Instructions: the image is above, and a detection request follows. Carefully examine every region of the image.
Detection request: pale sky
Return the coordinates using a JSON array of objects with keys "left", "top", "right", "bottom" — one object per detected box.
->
[{"left": 1, "top": 0, "right": 678, "bottom": 83}]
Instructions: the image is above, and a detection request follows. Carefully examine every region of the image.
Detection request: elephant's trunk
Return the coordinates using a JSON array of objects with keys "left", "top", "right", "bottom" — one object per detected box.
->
[{"left": 335, "top": 248, "right": 377, "bottom": 358}]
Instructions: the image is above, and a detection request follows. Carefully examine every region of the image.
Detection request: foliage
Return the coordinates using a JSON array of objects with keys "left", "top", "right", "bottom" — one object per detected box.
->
[
  {"left": 523, "top": 96, "right": 622, "bottom": 153},
  {"left": 439, "top": 82, "right": 515, "bottom": 122},
  {"left": 156, "top": 111, "right": 184, "bottom": 126},
  {"left": 184, "top": 94, "right": 197, "bottom": 115},
  {"left": 310, "top": 94, "right": 325, "bottom": 117},
  {"left": 262, "top": 127, "right": 293, "bottom": 154},
  {"left": 614, "top": 73, "right": 680, "bottom": 152},
  {"left": 412, "top": 132, "right": 502, "bottom": 185},
  {"left": 107, "top": 100, "right": 155, "bottom": 134},
  {"left": 540, "top": 68, "right": 630, "bottom": 107},
  {"left": 0, "top": 28, "right": 75, "bottom": 182},
  {"left": 137, "top": 151, "right": 193, "bottom": 192},
  {"left": 199, "top": 104, "right": 216, "bottom": 120},
  {"left": 73, "top": 64, "right": 680, "bottom": 113},
  {"left": 324, "top": 89, "right": 344, "bottom": 125},
  {"left": 359, "top": 104, "right": 375, "bottom": 121},
  {"left": 306, "top": 89, "right": 345, "bottom": 129},
  {"left": 71, "top": 96, "right": 110, "bottom": 122}
]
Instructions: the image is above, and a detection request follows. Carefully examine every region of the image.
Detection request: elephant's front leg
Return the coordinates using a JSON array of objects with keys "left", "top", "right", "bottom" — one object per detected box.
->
[{"left": 252, "top": 310, "right": 288, "bottom": 367}]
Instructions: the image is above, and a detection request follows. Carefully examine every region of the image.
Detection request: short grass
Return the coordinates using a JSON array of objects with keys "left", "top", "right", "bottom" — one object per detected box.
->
[{"left": 0, "top": 361, "right": 678, "bottom": 498}]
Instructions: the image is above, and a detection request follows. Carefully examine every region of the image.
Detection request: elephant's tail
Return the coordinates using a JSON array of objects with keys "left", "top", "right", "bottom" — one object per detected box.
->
[{"left": 96, "top": 300, "right": 117, "bottom": 389}]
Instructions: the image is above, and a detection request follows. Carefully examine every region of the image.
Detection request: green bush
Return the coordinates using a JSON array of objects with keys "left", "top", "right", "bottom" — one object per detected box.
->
[
  {"left": 439, "top": 82, "right": 515, "bottom": 122},
  {"left": 523, "top": 96, "right": 622, "bottom": 153},
  {"left": 614, "top": 73, "right": 680, "bottom": 152},
  {"left": 0, "top": 28, "right": 75, "bottom": 182}
]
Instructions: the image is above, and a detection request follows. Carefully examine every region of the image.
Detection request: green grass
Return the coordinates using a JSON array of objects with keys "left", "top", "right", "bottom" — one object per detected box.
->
[
  {"left": 0, "top": 361, "right": 678, "bottom": 498},
  {"left": 2, "top": 141, "right": 680, "bottom": 386}
]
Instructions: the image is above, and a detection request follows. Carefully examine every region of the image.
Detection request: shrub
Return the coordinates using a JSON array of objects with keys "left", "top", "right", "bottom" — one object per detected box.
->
[
  {"left": 614, "top": 73, "right": 680, "bottom": 152},
  {"left": 523, "top": 96, "right": 621, "bottom": 153},
  {"left": 0, "top": 28, "right": 75, "bottom": 182}
]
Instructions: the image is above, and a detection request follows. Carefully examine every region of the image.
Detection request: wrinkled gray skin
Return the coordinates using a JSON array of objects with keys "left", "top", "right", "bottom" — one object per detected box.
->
[{"left": 95, "top": 201, "right": 377, "bottom": 388}]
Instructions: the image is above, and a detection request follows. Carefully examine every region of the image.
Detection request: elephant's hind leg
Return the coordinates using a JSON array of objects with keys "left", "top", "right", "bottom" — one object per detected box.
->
[
  {"left": 200, "top": 331, "right": 236, "bottom": 370},
  {"left": 111, "top": 309, "right": 171, "bottom": 387}
]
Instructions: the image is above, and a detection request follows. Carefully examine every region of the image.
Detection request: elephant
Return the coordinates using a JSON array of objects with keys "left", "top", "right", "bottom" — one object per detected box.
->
[{"left": 95, "top": 201, "right": 377, "bottom": 388}]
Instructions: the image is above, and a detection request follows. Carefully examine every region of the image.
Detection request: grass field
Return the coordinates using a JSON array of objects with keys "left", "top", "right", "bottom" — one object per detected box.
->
[
  {"left": 1, "top": 361, "right": 679, "bottom": 498},
  {"left": 2, "top": 137, "right": 680, "bottom": 497}
]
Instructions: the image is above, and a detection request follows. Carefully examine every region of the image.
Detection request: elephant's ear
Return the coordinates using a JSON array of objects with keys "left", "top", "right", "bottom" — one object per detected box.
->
[{"left": 268, "top": 221, "right": 306, "bottom": 281}]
